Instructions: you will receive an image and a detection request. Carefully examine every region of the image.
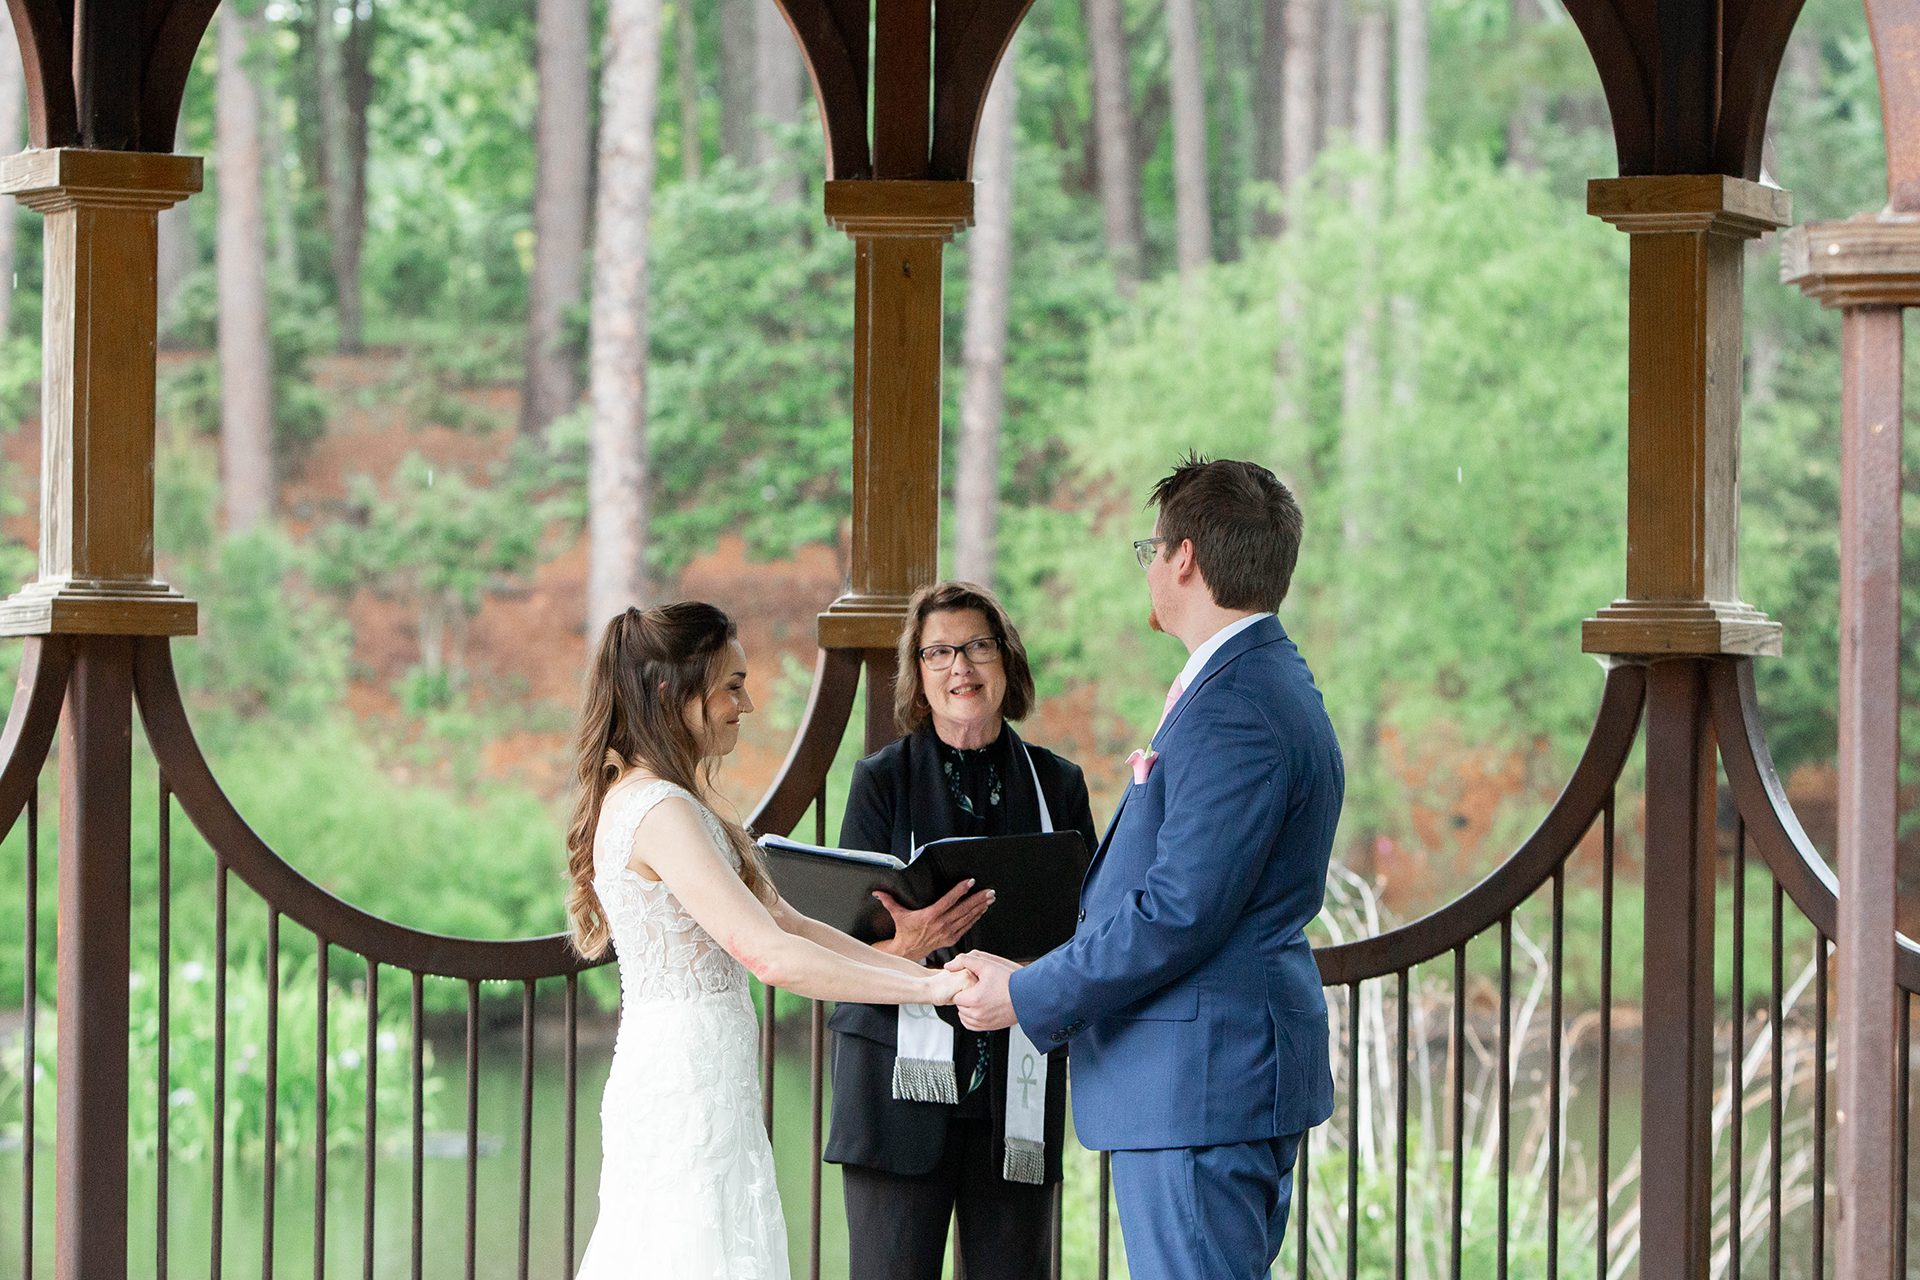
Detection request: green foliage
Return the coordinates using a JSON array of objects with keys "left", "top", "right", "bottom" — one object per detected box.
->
[
  {"left": 1000, "top": 154, "right": 1626, "bottom": 843},
  {"left": 312, "top": 450, "right": 558, "bottom": 698},
  {"left": 1, "top": 953, "right": 435, "bottom": 1163},
  {"left": 159, "top": 268, "right": 335, "bottom": 472},
  {"left": 645, "top": 161, "right": 856, "bottom": 575}
]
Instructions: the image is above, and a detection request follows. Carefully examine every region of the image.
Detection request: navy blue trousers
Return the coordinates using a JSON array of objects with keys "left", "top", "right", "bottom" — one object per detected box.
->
[{"left": 1109, "top": 1133, "right": 1303, "bottom": 1279}]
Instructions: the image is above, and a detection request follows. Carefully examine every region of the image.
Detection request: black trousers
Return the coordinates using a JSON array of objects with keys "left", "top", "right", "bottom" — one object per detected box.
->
[{"left": 841, "top": 1115, "right": 1054, "bottom": 1280}]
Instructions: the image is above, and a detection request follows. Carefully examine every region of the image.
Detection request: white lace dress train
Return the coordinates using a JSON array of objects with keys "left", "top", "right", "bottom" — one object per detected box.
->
[{"left": 574, "top": 780, "right": 789, "bottom": 1280}]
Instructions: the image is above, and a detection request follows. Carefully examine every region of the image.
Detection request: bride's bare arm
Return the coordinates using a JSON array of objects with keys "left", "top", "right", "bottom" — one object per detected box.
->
[
  {"left": 767, "top": 897, "right": 928, "bottom": 977},
  {"left": 628, "top": 798, "right": 969, "bottom": 1005}
]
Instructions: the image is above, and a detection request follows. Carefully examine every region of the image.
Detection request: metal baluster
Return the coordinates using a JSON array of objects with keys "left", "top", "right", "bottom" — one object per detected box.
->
[
  {"left": 1050, "top": 1180, "right": 1063, "bottom": 1280},
  {"left": 466, "top": 979, "right": 481, "bottom": 1280},
  {"left": 761, "top": 982, "right": 777, "bottom": 1138},
  {"left": 564, "top": 972, "right": 578, "bottom": 1280},
  {"left": 363, "top": 960, "right": 379, "bottom": 1280},
  {"left": 1346, "top": 981, "right": 1359, "bottom": 1280},
  {"left": 20, "top": 790, "right": 33, "bottom": 1280},
  {"left": 1451, "top": 944, "right": 1466, "bottom": 1280},
  {"left": 1548, "top": 868, "right": 1563, "bottom": 1280},
  {"left": 1814, "top": 934, "right": 1828, "bottom": 1280},
  {"left": 1099, "top": 1150, "right": 1111, "bottom": 1280},
  {"left": 1730, "top": 821, "right": 1746, "bottom": 1279},
  {"left": 314, "top": 942, "right": 329, "bottom": 1280},
  {"left": 1770, "top": 879, "right": 1783, "bottom": 1280},
  {"left": 1295, "top": 1130, "right": 1310, "bottom": 1280},
  {"left": 1395, "top": 968, "right": 1409, "bottom": 1280},
  {"left": 1497, "top": 916, "right": 1511, "bottom": 1280},
  {"left": 1597, "top": 794, "right": 1613, "bottom": 1280},
  {"left": 411, "top": 973, "right": 425, "bottom": 1280},
  {"left": 212, "top": 860, "right": 228, "bottom": 1280},
  {"left": 810, "top": 998, "right": 825, "bottom": 1280},
  {"left": 263, "top": 912, "right": 280, "bottom": 1280},
  {"left": 520, "top": 981, "right": 536, "bottom": 1280},
  {"left": 157, "top": 780, "right": 171, "bottom": 1280},
  {"left": 1899, "top": 991, "right": 1911, "bottom": 1280}
]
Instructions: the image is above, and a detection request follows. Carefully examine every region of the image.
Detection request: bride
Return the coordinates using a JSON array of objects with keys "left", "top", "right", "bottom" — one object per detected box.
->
[{"left": 565, "top": 602, "right": 973, "bottom": 1279}]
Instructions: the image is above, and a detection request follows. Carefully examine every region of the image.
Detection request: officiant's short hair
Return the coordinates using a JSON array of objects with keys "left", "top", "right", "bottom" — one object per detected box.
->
[
  {"left": 894, "top": 582, "right": 1037, "bottom": 734},
  {"left": 1150, "top": 455, "right": 1303, "bottom": 612}
]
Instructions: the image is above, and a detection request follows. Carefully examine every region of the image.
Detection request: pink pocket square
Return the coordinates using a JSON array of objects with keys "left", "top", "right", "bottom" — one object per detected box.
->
[{"left": 1127, "top": 749, "right": 1158, "bottom": 785}]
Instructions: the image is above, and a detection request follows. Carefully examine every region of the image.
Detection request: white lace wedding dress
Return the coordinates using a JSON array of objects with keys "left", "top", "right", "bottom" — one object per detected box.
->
[{"left": 574, "top": 779, "right": 789, "bottom": 1280}]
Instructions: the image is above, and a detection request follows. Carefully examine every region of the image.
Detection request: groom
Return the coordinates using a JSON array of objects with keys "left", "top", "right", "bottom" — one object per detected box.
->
[{"left": 950, "top": 455, "right": 1342, "bottom": 1279}]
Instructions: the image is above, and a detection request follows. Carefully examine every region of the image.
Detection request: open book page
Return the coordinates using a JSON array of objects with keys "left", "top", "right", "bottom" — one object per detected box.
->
[{"left": 755, "top": 834, "right": 906, "bottom": 870}]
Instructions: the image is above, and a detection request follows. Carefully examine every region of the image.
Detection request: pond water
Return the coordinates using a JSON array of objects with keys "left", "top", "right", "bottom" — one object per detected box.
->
[{"left": 0, "top": 1029, "right": 861, "bottom": 1280}]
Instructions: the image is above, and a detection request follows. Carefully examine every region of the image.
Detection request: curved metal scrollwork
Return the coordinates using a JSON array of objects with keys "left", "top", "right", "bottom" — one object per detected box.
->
[
  {"left": 123, "top": 636, "right": 867, "bottom": 983},
  {"left": 0, "top": 636, "right": 70, "bottom": 833},
  {"left": 1314, "top": 662, "right": 1646, "bottom": 986},
  {"left": 1711, "top": 654, "right": 1920, "bottom": 992}
]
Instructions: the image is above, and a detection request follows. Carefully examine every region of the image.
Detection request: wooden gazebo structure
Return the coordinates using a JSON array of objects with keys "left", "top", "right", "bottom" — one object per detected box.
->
[{"left": 0, "top": 0, "right": 1914, "bottom": 1276}]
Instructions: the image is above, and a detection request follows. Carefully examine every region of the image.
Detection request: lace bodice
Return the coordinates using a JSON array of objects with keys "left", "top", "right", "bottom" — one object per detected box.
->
[
  {"left": 576, "top": 776, "right": 788, "bottom": 1278},
  {"left": 593, "top": 779, "right": 751, "bottom": 1004}
]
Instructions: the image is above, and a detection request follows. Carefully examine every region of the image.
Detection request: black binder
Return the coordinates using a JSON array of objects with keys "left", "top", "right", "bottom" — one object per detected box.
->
[{"left": 758, "top": 831, "right": 1091, "bottom": 961}]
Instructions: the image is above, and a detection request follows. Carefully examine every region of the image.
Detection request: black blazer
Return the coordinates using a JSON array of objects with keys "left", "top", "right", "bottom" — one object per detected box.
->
[{"left": 822, "top": 725, "right": 1098, "bottom": 1180}]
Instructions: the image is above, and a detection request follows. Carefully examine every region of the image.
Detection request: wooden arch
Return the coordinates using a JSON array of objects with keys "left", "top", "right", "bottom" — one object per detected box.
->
[
  {"left": 5, "top": 0, "right": 220, "bottom": 151},
  {"left": 773, "top": 0, "right": 1035, "bottom": 181}
]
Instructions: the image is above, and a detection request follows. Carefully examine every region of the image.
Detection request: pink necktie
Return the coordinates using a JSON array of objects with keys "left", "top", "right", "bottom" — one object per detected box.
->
[{"left": 1156, "top": 677, "right": 1185, "bottom": 732}]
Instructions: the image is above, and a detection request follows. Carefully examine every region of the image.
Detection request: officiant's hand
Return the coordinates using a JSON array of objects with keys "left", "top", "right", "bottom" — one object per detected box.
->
[
  {"left": 871, "top": 880, "right": 996, "bottom": 962},
  {"left": 945, "top": 951, "right": 1022, "bottom": 1031}
]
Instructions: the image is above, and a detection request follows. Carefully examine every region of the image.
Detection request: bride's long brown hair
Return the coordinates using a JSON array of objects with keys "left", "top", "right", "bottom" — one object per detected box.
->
[{"left": 565, "top": 602, "right": 773, "bottom": 960}]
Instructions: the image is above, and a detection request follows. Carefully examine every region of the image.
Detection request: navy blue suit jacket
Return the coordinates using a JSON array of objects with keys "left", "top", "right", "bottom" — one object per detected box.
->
[{"left": 1008, "top": 615, "right": 1342, "bottom": 1151}]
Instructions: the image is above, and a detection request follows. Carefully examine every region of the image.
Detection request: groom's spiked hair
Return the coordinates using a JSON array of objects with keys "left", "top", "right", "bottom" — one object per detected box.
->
[{"left": 1149, "top": 454, "right": 1303, "bottom": 612}]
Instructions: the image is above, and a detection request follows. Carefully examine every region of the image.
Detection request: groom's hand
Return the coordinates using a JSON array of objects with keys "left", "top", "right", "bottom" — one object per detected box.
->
[{"left": 946, "top": 951, "right": 1022, "bottom": 1031}]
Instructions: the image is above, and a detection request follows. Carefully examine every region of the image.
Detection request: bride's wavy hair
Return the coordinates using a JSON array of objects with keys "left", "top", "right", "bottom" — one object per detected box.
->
[{"left": 565, "top": 602, "right": 773, "bottom": 960}]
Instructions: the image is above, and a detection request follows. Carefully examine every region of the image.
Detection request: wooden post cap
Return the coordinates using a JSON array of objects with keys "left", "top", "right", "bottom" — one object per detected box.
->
[
  {"left": 1588, "top": 174, "right": 1792, "bottom": 237},
  {"left": 816, "top": 594, "right": 915, "bottom": 650},
  {"left": 824, "top": 180, "right": 974, "bottom": 239},
  {"left": 0, "top": 148, "right": 202, "bottom": 211},
  {"left": 1781, "top": 213, "right": 1920, "bottom": 307}
]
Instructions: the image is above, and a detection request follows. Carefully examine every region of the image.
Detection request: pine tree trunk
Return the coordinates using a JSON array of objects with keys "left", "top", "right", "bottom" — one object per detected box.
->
[
  {"left": 157, "top": 118, "right": 198, "bottom": 339},
  {"left": 1506, "top": 0, "right": 1543, "bottom": 170},
  {"left": 1254, "top": 0, "right": 1288, "bottom": 238},
  {"left": 1394, "top": 0, "right": 1425, "bottom": 175},
  {"left": 259, "top": 51, "right": 298, "bottom": 281},
  {"left": 0, "top": 6, "right": 22, "bottom": 343},
  {"left": 318, "top": 0, "right": 373, "bottom": 351},
  {"left": 1271, "top": 0, "right": 1320, "bottom": 482},
  {"left": 1085, "top": 0, "right": 1140, "bottom": 292},
  {"left": 1208, "top": 0, "right": 1250, "bottom": 263},
  {"left": 954, "top": 43, "right": 1018, "bottom": 589},
  {"left": 754, "top": 0, "right": 804, "bottom": 198},
  {"left": 587, "top": 0, "right": 664, "bottom": 631},
  {"left": 1389, "top": 0, "right": 1425, "bottom": 406},
  {"left": 676, "top": 0, "right": 702, "bottom": 180},
  {"left": 218, "top": 7, "right": 277, "bottom": 533},
  {"left": 1280, "top": 0, "right": 1319, "bottom": 195},
  {"left": 719, "top": 0, "right": 754, "bottom": 164},
  {"left": 1339, "top": 3, "right": 1386, "bottom": 546},
  {"left": 523, "top": 0, "right": 592, "bottom": 435},
  {"left": 1320, "top": 0, "right": 1352, "bottom": 146},
  {"left": 1167, "top": 0, "right": 1212, "bottom": 278}
]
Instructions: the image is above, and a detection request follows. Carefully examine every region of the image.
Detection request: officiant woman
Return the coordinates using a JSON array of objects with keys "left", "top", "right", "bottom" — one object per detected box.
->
[{"left": 826, "top": 581, "right": 1097, "bottom": 1280}]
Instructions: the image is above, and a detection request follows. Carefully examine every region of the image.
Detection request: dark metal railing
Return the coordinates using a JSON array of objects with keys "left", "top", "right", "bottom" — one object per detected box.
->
[{"left": 0, "top": 634, "right": 1911, "bottom": 1280}]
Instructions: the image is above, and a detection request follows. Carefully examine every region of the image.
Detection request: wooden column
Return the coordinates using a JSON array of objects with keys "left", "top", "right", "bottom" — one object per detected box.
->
[
  {"left": 0, "top": 148, "right": 200, "bottom": 1280},
  {"left": 1781, "top": 214, "right": 1920, "bottom": 1280},
  {"left": 1585, "top": 174, "right": 1789, "bottom": 1280},
  {"left": 1583, "top": 175, "right": 1789, "bottom": 658},
  {"left": 0, "top": 148, "right": 199, "bottom": 638},
  {"left": 54, "top": 636, "right": 133, "bottom": 1280},
  {"left": 816, "top": 179, "right": 972, "bottom": 751}
]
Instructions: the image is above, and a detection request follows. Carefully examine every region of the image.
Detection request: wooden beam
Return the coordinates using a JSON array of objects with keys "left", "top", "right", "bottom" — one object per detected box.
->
[
  {"left": 816, "top": 179, "right": 971, "bottom": 657},
  {"left": 0, "top": 148, "right": 199, "bottom": 636},
  {"left": 1582, "top": 174, "right": 1788, "bottom": 657}
]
